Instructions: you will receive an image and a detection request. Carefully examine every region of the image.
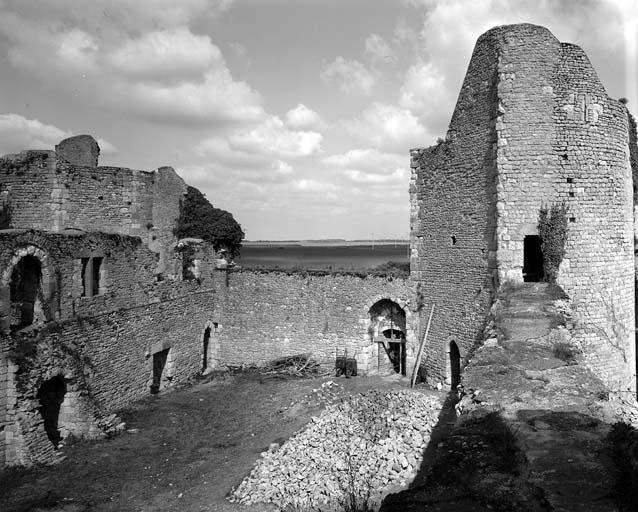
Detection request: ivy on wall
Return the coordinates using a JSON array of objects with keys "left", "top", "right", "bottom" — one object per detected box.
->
[{"left": 538, "top": 202, "right": 568, "bottom": 283}]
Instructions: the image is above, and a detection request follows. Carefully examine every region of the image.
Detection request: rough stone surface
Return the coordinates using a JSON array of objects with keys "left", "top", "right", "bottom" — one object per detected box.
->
[
  {"left": 410, "top": 23, "right": 635, "bottom": 393},
  {"left": 55, "top": 135, "right": 99, "bottom": 167},
  {"left": 229, "top": 389, "right": 441, "bottom": 511}
]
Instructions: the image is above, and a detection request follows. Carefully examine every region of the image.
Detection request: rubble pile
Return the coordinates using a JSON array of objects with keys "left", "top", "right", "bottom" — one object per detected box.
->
[{"left": 229, "top": 389, "right": 442, "bottom": 511}]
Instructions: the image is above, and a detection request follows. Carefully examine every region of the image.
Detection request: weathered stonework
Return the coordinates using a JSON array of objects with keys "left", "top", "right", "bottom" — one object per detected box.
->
[
  {"left": 0, "top": 137, "right": 413, "bottom": 467},
  {"left": 411, "top": 23, "right": 636, "bottom": 392}
]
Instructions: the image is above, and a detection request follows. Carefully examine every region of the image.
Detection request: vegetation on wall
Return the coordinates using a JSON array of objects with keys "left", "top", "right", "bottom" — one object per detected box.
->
[
  {"left": 175, "top": 186, "right": 244, "bottom": 257},
  {"left": 538, "top": 202, "right": 568, "bottom": 283}
]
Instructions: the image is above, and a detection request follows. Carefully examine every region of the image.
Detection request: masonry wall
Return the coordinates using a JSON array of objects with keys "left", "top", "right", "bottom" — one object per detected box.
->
[
  {"left": 409, "top": 28, "right": 499, "bottom": 384},
  {"left": 0, "top": 152, "right": 186, "bottom": 267},
  {"left": 215, "top": 270, "right": 414, "bottom": 375},
  {"left": 0, "top": 230, "right": 223, "bottom": 465},
  {"left": 0, "top": 231, "right": 412, "bottom": 465},
  {"left": 491, "top": 24, "right": 635, "bottom": 392},
  {"left": 411, "top": 23, "right": 636, "bottom": 392}
]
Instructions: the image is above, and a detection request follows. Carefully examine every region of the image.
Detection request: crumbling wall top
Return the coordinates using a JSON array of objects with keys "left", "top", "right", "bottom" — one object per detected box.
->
[{"left": 55, "top": 135, "right": 100, "bottom": 167}]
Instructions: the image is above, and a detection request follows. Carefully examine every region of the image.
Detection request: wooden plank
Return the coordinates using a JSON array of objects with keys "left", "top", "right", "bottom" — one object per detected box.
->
[{"left": 410, "top": 304, "right": 435, "bottom": 388}]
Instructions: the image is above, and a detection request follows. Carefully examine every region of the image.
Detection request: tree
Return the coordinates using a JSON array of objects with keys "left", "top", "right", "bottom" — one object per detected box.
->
[{"left": 174, "top": 186, "right": 244, "bottom": 257}]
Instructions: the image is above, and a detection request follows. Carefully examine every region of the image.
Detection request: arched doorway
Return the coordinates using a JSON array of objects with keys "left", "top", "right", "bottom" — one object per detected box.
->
[
  {"left": 449, "top": 341, "right": 461, "bottom": 390},
  {"left": 369, "top": 299, "right": 407, "bottom": 375},
  {"left": 37, "top": 376, "right": 66, "bottom": 447},
  {"left": 523, "top": 235, "right": 544, "bottom": 282},
  {"left": 10, "top": 255, "right": 42, "bottom": 330}
]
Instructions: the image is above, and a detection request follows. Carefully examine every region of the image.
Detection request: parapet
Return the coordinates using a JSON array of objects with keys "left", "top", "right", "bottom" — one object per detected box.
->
[{"left": 56, "top": 134, "right": 100, "bottom": 167}]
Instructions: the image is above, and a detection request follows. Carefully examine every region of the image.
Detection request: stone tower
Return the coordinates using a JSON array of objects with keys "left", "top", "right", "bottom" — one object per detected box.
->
[{"left": 410, "top": 24, "right": 636, "bottom": 392}]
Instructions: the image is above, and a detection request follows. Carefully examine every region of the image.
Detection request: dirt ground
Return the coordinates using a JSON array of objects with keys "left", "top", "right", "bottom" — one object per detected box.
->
[{"left": 1, "top": 372, "right": 423, "bottom": 512}]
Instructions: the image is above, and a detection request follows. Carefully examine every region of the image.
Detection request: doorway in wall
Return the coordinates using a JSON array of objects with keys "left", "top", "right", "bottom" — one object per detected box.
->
[
  {"left": 202, "top": 327, "right": 211, "bottom": 372},
  {"left": 10, "top": 255, "right": 42, "bottom": 330},
  {"left": 369, "top": 299, "right": 407, "bottom": 375},
  {"left": 523, "top": 235, "right": 544, "bottom": 282},
  {"left": 37, "top": 376, "right": 66, "bottom": 447},
  {"left": 151, "top": 349, "right": 170, "bottom": 394},
  {"left": 449, "top": 341, "right": 461, "bottom": 390}
]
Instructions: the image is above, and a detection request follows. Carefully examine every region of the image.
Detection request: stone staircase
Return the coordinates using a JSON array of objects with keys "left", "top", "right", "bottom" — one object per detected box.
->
[{"left": 381, "top": 282, "right": 635, "bottom": 511}]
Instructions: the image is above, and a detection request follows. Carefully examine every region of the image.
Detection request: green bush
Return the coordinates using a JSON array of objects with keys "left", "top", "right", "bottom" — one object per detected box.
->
[
  {"left": 538, "top": 202, "right": 568, "bottom": 283},
  {"left": 174, "top": 186, "right": 244, "bottom": 258}
]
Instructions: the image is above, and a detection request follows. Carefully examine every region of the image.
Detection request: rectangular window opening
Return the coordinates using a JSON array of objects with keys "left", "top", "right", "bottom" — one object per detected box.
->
[
  {"left": 566, "top": 177, "right": 574, "bottom": 184},
  {"left": 569, "top": 217, "right": 576, "bottom": 223},
  {"left": 81, "top": 256, "right": 104, "bottom": 297}
]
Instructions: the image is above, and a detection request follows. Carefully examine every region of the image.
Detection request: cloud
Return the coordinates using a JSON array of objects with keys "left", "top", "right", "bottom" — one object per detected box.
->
[
  {"left": 0, "top": 113, "right": 116, "bottom": 156},
  {"left": 365, "top": 34, "right": 394, "bottom": 63},
  {"left": 323, "top": 148, "right": 405, "bottom": 175},
  {"left": 106, "top": 28, "right": 222, "bottom": 80},
  {"left": 343, "top": 103, "right": 433, "bottom": 152},
  {"left": 285, "top": 104, "right": 324, "bottom": 130},
  {"left": 229, "top": 116, "right": 323, "bottom": 159},
  {"left": 0, "top": 2, "right": 263, "bottom": 126},
  {"left": 320, "top": 56, "right": 376, "bottom": 95}
]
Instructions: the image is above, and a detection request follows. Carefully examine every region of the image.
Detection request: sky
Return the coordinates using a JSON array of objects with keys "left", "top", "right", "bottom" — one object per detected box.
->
[{"left": 0, "top": 0, "right": 636, "bottom": 240}]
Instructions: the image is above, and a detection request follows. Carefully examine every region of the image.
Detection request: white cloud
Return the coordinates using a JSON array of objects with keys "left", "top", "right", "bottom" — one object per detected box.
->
[
  {"left": 321, "top": 56, "right": 376, "bottom": 96},
  {"left": 344, "top": 168, "right": 407, "bottom": 184},
  {"left": 285, "top": 104, "right": 324, "bottom": 130},
  {"left": 106, "top": 28, "right": 222, "bottom": 80},
  {"left": 0, "top": 3, "right": 263, "bottom": 126},
  {"left": 229, "top": 116, "right": 322, "bottom": 159},
  {"left": 365, "top": 34, "right": 394, "bottom": 63},
  {"left": 398, "top": 60, "right": 452, "bottom": 133},
  {"left": 0, "top": 114, "right": 116, "bottom": 156},
  {"left": 343, "top": 103, "right": 433, "bottom": 152},
  {"left": 323, "top": 148, "right": 405, "bottom": 175}
]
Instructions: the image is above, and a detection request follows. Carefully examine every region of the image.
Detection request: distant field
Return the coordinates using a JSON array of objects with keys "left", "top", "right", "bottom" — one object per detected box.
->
[{"left": 236, "top": 244, "right": 410, "bottom": 271}]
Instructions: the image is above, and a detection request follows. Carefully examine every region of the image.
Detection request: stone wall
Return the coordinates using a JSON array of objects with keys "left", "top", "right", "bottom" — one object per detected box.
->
[
  {"left": 0, "top": 140, "right": 186, "bottom": 267},
  {"left": 216, "top": 270, "right": 413, "bottom": 375},
  {"left": 411, "top": 23, "right": 635, "bottom": 392},
  {"left": 409, "top": 24, "right": 499, "bottom": 384},
  {"left": 492, "top": 25, "right": 635, "bottom": 392},
  {"left": 0, "top": 231, "right": 412, "bottom": 466}
]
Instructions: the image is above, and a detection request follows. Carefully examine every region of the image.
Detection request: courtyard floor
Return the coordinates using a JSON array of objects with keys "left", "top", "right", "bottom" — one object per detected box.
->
[{"left": 1, "top": 372, "right": 423, "bottom": 512}]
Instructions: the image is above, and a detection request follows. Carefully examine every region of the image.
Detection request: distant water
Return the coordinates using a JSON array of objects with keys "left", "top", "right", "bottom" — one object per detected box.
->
[{"left": 236, "top": 244, "right": 409, "bottom": 271}]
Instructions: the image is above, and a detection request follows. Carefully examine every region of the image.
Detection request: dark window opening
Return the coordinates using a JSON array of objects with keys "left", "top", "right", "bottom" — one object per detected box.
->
[
  {"left": 451, "top": 235, "right": 457, "bottom": 246},
  {"left": 569, "top": 191, "right": 575, "bottom": 197},
  {"left": 523, "top": 235, "right": 544, "bottom": 282},
  {"left": 10, "top": 255, "right": 42, "bottom": 330},
  {"left": 566, "top": 177, "right": 574, "bottom": 183},
  {"left": 81, "top": 257, "right": 103, "bottom": 297},
  {"left": 37, "top": 376, "right": 66, "bottom": 448},
  {"left": 569, "top": 217, "right": 576, "bottom": 223},
  {"left": 449, "top": 341, "right": 461, "bottom": 390}
]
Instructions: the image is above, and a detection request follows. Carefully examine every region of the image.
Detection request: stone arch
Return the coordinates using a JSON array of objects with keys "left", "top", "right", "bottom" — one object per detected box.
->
[
  {"left": 446, "top": 339, "right": 462, "bottom": 390},
  {"left": 368, "top": 298, "right": 408, "bottom": 375},
  {"left": 2, "top": 246, "right": 52, "bottom": 331},
  {"left": 202, "top": 321, "right": 221, "bottom": 373}
]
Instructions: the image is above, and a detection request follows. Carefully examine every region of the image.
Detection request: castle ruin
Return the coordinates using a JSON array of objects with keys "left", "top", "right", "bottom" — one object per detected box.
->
[
  {"left": 1, "top": 23, "right": 637, "bottom": 468},
  {"left": 410, "top": 23, "right": 637, "bottom": 392}
]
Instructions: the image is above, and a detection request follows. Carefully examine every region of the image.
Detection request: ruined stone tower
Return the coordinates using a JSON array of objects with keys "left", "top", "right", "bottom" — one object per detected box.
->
[{"left": 410, "top": 24, "right": 636, "bottom": 392}]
